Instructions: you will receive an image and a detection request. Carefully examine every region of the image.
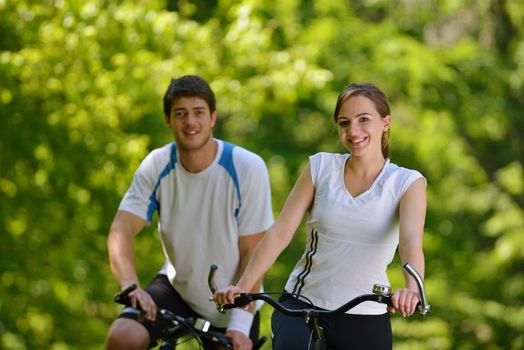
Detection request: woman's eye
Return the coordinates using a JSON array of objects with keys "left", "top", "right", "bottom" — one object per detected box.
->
[{"left": 338, "top": 121, "right": 349, "bottom": 128}]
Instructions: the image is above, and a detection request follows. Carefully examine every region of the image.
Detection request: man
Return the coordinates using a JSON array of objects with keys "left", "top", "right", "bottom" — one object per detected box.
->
[{"left": 105, "top": 75, "right": 273, "bottom": 350}]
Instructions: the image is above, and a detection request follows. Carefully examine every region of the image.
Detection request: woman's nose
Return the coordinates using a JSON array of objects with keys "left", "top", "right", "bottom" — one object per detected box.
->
[{"left": 348, "top": 123, "right": 360, "bottom": 134}]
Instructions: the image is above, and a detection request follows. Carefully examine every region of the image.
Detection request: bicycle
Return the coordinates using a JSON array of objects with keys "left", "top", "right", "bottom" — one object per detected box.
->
[
  {"left": 208, "top": 263, "right": 430, "bottom": 350},
  {"left": 114, "top": 284, "right": 267, "bottom": 350}
]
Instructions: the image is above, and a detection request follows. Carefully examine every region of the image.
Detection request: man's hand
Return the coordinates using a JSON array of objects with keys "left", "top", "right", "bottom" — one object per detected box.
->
[
  {"left": 127, "top": 286, "right": 157, "bottom": 321},
  {"left": 225, "top": 330, "right": 252, "bottom": 350}
]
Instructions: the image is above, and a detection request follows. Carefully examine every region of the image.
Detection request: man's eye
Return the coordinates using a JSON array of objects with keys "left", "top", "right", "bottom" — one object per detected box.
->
[{"left": 174, "top": 112, "right": 186, "bottom": 119}]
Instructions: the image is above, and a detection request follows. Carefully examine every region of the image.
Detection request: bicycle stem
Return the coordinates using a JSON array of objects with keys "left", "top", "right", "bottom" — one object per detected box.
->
[{"left": 402, "top": 263, "right": 430, "bottom": 316}]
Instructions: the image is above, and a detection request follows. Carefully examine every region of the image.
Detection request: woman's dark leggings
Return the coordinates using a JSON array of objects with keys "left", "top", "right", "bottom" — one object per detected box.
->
[{"left": 271, "top": 294, "right": 392, "bottom": 350}]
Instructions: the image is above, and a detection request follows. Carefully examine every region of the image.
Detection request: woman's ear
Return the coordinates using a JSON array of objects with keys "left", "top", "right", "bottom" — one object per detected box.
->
[{"left": 383, "top": 115, "right": 391, "bottom": 132}]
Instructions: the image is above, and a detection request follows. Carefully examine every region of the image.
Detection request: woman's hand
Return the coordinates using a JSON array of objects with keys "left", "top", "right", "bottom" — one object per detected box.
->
[
  {"left": 388, "top": 288, "right": 420, "bottom": 317},
  {"left": 213, "top": 285, "right": 245, "bottom": 305}
]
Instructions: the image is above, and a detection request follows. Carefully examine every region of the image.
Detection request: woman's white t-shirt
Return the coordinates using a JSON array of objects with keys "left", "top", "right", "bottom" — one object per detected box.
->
[{"left": 285, "top": 152, "right": 425, "bottom": 314}]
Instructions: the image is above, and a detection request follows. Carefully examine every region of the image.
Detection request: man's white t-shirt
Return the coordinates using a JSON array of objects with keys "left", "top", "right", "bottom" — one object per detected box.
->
[
  {"left": 285, "top": 152, "right": 425, "bottom": 315},
  {"left": 119, "top": 139, "right": 274, "bottom": 327}
]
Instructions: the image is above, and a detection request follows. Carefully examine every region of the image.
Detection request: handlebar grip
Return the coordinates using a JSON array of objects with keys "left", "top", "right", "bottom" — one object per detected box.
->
[
  {"left": 232, "top": 293, "right": 253, "bottom": 308},
  {"left": 209, "top": 265, "right": 254, "bottom": 312},
  {"left": 219, "top": 303, "right": 236, "bottom": 311},
  {"left": 114, "top": 283, "right": 138, "bottom": 306},
  {"left": 216, "top": 294, "right": 253, "bottom": 312}
]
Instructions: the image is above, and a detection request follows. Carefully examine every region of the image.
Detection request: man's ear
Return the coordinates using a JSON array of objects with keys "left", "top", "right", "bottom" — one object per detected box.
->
[{"left": 210, "top": 111, "right": 218, "bottom": 128}]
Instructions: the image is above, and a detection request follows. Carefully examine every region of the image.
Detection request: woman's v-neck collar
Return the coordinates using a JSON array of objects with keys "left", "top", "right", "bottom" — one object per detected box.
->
[{"left": 341, "top": 154, "right": 390, "bottom": 199}]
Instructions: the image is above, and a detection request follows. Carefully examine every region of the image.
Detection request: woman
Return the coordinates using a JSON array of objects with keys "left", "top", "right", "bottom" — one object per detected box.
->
[{"left": 214, "top": 82, "right": 427, "bottom": 349}]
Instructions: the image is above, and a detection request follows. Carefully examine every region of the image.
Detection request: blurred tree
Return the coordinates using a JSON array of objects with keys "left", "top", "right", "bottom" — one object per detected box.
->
[{"left": 0, "top": 0, "right": 522, "bottom": 349}]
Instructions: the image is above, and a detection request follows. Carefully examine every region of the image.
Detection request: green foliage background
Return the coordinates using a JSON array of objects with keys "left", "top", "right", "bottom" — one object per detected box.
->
[{"left": 1, "top": 0, "right": 523, "bottom": 349}]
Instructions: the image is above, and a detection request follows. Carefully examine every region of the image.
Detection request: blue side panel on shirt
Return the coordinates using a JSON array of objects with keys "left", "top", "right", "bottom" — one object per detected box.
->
[
  {"left": 218, "top": 142, "right": 241, "bottom": 221},
  {"left": 146, "top": 142, "right": 177, "bottom": 221}
]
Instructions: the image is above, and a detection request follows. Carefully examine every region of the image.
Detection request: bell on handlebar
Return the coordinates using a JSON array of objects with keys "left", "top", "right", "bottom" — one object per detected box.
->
[{"left": 372, "top": 284, "right": 392, "bottom": 297}]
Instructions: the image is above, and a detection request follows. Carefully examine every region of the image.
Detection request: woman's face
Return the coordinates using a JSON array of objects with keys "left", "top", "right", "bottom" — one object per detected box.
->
[{"left": 336, "top": 95, "right": 390, "bottom": 158}]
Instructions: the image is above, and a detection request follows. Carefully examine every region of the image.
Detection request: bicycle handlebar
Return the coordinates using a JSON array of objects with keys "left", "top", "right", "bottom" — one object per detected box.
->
[
  {"left": 113, "top": 284, "right": 232, "bottom": 349},
  {"left": 209, "top": 262, "right": 430, "bottom": 317}
]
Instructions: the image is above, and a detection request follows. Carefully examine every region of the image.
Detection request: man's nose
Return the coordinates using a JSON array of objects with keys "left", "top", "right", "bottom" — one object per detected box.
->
[{"left": 185, "top": 113, "right": 198, "bottom": 124}]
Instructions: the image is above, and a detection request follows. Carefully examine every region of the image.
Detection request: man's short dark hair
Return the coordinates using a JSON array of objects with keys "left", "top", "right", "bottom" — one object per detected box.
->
[{"left": 163, "top": 75, "right": 216, "bottom": 116}]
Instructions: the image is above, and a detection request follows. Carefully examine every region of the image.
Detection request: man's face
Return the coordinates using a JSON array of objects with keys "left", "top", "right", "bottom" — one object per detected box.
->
[{"left": 166, "top": 96, "right": 217, "bottom": 152}]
